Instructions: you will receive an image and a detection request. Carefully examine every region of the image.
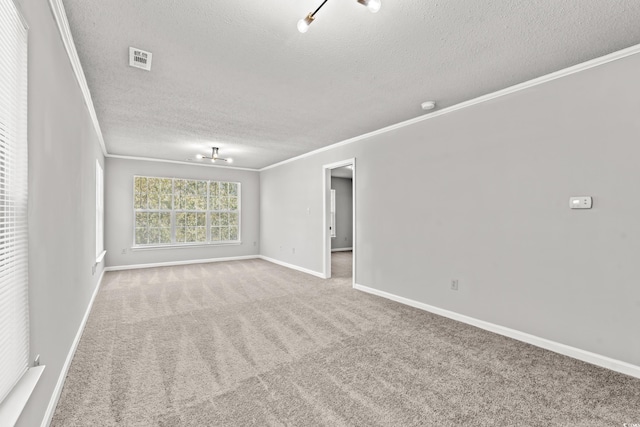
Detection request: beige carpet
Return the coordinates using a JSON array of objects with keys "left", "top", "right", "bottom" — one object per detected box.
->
[{"left": 52, "top": 252, "right": 640, "bottom": 426}]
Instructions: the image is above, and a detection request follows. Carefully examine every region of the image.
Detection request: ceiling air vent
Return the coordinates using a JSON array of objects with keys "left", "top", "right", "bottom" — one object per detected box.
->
[{"left": 129, "top": 47, "right": 152, "bottom": 71}]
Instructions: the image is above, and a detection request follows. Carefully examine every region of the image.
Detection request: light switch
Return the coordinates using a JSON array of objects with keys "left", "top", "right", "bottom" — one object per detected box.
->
[{"left": 569, "top": 196, "right": 592, "bottom": 209}]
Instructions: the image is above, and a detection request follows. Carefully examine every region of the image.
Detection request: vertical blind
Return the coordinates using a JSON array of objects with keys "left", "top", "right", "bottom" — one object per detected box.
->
[{"left": 0, "top": 0, "right": 29, "bottom": 404}]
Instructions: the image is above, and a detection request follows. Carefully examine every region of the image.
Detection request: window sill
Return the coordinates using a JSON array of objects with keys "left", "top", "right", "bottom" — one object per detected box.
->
[
  {"left": 0, "top": 366, "right": 45, "bottom": 426},
  {"left": 131, "top": 241, "right": 242, "bottom": 251},
  {"left": 95, "top": 250, "right": 106, "bottom": 264}
]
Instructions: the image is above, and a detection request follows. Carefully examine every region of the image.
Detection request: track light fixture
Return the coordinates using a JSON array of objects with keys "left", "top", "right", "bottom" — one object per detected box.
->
[
  {"left": 195, "top": 147, "right": 233, "bottom": 164},
  {"left": 297, "top": 0, "right": 381, "bottom": 33}
]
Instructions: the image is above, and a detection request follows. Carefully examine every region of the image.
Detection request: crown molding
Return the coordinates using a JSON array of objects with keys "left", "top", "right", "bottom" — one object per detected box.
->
[
  {"left": 260, "top": 43, "right": 640, "bottom": 172},
  {"left": 106, "top": 154, "right": 260, "bottom": 172},
  {"left": 48, "top": 0, "right": 107, "bottom": 157}
]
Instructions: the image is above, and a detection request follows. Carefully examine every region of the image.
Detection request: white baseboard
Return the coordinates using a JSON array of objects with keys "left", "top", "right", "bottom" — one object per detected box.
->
[
  {"left": 354, "top": 283, "right": 640, "bottom": 380},
  {"left": 104, "top": 255, "right": 259, "bottom": 271},
  {"left": 258, "top": 256, "right": 326, "bottom": 279},
  {"left": 331, "top": 247, "right": 353, "bottom": 252},
  {"left": 40, "top": 269, "right": 106, "bottom": 427}
]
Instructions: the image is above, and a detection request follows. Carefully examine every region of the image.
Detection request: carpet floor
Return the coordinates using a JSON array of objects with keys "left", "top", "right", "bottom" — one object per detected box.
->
[{"left": 51, "top": 252, "right": 640, "bottom": 426}]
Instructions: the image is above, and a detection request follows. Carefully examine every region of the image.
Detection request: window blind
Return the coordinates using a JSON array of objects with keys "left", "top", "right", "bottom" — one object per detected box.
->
[{"left": 0, "top": 0, "right": 29, "bottom": 404}]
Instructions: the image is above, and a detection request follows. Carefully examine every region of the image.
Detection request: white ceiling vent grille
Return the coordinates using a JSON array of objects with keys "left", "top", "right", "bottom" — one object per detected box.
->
[{"left": 129, "top": 47, "right": 152, "bottom": 71}]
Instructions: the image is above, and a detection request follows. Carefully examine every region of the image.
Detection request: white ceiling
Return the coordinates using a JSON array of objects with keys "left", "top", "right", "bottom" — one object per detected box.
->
[{"left": 62, "top": 0, "right": 640, "bottom": 169}]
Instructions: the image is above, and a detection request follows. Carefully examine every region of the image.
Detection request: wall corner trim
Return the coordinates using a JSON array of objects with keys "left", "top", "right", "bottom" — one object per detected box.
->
[
  {"left": 48, "top": 0, "right": 107, "bottom": 157},
  {"left": 104, "top": 255, "right": 260, "bottom": 271},
  {"left": 40, "top": 269, "right": 106, "bottom": 427},
  {"left": 258, "top": 256, "right": 326, "bottom": 279},
  {"left": 354, "top": 283, "right": 640, "bottom": 380}
]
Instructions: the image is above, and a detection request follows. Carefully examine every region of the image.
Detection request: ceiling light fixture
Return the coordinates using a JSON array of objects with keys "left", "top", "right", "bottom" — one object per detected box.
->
[
  {"left": 195, "top": 147, "right": 233, "bottom": 164},
  {"left": 298, "top": 0, "right": 381, "bottom": 33}
]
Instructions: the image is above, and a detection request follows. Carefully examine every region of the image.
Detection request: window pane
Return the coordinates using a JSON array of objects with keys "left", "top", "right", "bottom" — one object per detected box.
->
[
  {"left": 135, "top": 212, "right": 148, "bottom": 228},
  {"left": 186, "top": 228, "right": 196, "bottom": 242},
  {"left": 210, "top": 181, "right": 219, "bottom": 197},
  {"left": 220, "top": 182, "right": 228, "bottom": 197},
  {"left": 211, "top": 227, "right": 221, "bottom": 241},
  {"left": 161, "top": 194, "right": 172, "bottom": 209},
  {"left": 160, "top": 178, "right": 172, "bottom": 194},
  {"left": 148, "top": 192, "right": 160, "bottom": 209},
  {"left": 219, "top": 197, "right": 228, "bottom": 210},
  {"left": 149, "top": 212, "right": 159, "bottom": 227},
  {"left": 228, "top": 183, "right": 238, "bottom": 196},
  {"left": 219, "top": 213, "right": 229, "bottom": 226},
  {"left": 229, "top": 213, "right": 238, "bottom": 226},
  {"left": 228, "top": 196, "right": 238, "bottom": 211},
  {"left": 196, "top": 227, "right": 207, "bottom": 242},
  {"left": 176, "top": 226, "right": 186, "bottom": 242},
  {"left": 149, "top": 228, "right": 160, "bottom": 244},
  {"left": 229, "top": 226, "right": 238, "bottom": 241},
  {"left": 160, "top": 212, "right": 171, "bottom": 227},
  {"left": 160, "top": 228, "right": 171, "bottom": 243},
  {"left": 187, "top": 212, "right": 196, "bottom": 226},
  {"left": 211, "top": 196, "right": 221, "bottom": 211},
  {"left": 174, "top": 179, "right": 186, "bottom": 209},
  {"left": 196, "top": 213, "right": 206, "bottom": 226},
  {"left": 210, "top": 212, "right": 220, "bottom": 226},
  {"left": 176, "top": 212, "right": 187, "bottom": 227},
  {"left": 135, "top": 228, "right": 148, "bottom": 245},
  {"left": 220, "top": 227, "right": 230, "bottom": 241}
]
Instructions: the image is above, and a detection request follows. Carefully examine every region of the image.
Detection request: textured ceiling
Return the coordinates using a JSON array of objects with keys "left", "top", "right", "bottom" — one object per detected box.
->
[{"left": 62, "top": 0, "right": 640, "bottom": 169}]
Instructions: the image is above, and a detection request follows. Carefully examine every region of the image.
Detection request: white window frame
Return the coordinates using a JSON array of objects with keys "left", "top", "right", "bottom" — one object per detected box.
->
[{"left": 132, "top": 175, "right": 241, "bottom": 248}]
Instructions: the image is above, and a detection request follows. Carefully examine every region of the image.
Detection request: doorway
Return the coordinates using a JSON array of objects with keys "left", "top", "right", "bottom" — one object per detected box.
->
[{"left": 322, "top": 159, "right": 355, "bottom": 286}]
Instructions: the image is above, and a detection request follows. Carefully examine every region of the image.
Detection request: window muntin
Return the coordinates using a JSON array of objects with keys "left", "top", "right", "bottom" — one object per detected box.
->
[{"left": 133, "top": 176, "right": 241, "bottom": 247}]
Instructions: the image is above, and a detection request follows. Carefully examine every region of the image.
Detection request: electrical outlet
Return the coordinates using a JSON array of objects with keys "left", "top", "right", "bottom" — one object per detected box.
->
[
  {"left": 34, "top": 354, "right": 40, "bottom": 367},
  {"left": 253, "top": 241, "right": 257, "bottom": 246},
  {"left": 344, "top": 237, "right": 347, "bottom": 241},
  {"left": 91, "top": 264, "right": 96, "bottom": 275},
  {"left": 121, "top": 248, "right": 127, "bottom": 255},
  {"left": 451, "top": 279, "right": 459, "bottom": 291},
  {"left": 292, "top": 248, "right": 295, "bottom": 254}
]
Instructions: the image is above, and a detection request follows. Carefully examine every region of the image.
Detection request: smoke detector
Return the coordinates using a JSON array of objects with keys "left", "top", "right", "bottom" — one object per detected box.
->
[
  {"left": 129, "top": 47, "right": 152, "bottom": 71},
  {"left": 421, "top": 101, "right": 436, "bottom": 111}
]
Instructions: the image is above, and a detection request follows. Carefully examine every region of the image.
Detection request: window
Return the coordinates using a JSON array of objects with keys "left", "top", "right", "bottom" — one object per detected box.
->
[
  {"left": 0, "top": 0, "right": 29, "bottom": 404},
  {"left": 96, "top": 161, "right": 104, "bottom": 259},
  {"left": 330, "top": 189, "right": 336, "bottom": 238},
  {"left": 133, "top": 176, "right": 240, "bottom": 247}
]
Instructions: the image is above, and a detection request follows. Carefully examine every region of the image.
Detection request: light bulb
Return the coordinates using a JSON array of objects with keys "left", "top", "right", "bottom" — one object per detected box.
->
[
  {"left": 367, "top": 0, "right": 381, "bottom": 13},
  {"left": 196, "top": 154, "right": 203, "bottom": 159},
  {"left": 297, "top": 14, "right": 314, "bottom": 33},
  {"left": 211, "top": 158, "right": 216, "bottom": 163},
  {"left": 227, "top": 158, "right": 233, "bottom": 164},
  {"left": 297, "top": 18, "right": 310, "bottom": 33}
]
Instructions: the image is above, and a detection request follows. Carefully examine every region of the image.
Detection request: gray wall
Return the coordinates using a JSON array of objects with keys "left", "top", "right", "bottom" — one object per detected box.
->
[
  {"left": 331, "top": 177, "right": 353, "bottom": 250},
  {"left": 17, "top": 0, "right": 106, "bottom": 425},
  {"left": 105, "top": 158, "right": 260, "bottom": 267},
  {"left": 260, "top": 52, "right": 640, "bottom": 367}
]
